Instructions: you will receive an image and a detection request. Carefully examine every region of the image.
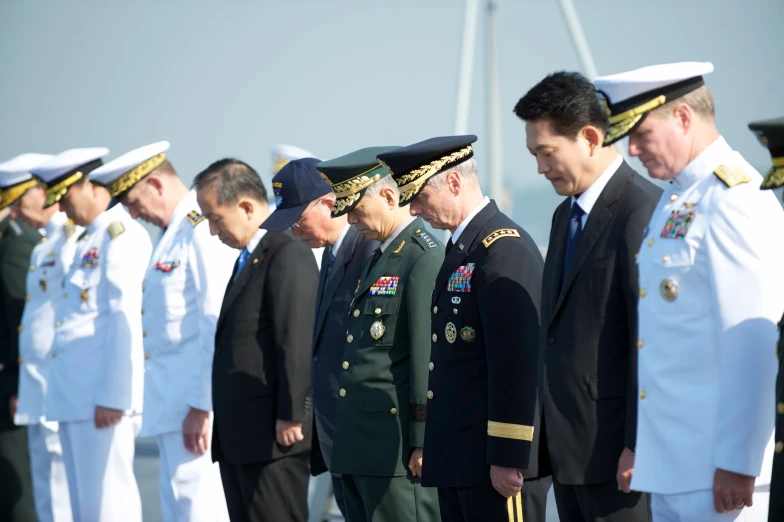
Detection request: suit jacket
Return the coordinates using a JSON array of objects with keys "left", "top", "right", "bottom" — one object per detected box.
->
[
  {"left": 538, "top": 161, "right": 661, "bottom": 485},
  {"left": 211, "top": 230, "right": 319, "bottom": 466},
  {"left": 330, "top": 217, "right": 444, "bottom": 477},
  {"left": 772, "top": 322, "right": 784, "bottom": 522},
  {"left": 422, "top": 201, "right": 544, "bottom": 488},
  {"left": 0, "top": 217, "right": 41, "bottom": 431},
  {"left": 310, "top": 226, "right": 378, "bottom": 475}
]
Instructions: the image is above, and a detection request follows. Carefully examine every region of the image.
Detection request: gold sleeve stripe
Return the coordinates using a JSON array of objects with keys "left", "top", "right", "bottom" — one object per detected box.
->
[
  {"left": 506, "top": 491, "right": 523, "bottom": 522},
  {"left": 488, "top": 421, "right": 534, "bottom": 441}
]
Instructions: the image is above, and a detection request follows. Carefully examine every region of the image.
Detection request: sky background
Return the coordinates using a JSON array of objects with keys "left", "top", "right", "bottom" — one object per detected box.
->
[{"left": 2, "top": 0, "right": 783, "bottom": 245}]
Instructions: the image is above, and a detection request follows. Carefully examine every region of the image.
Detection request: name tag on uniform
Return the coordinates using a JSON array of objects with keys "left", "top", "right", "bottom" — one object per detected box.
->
[
  {"left": 448, "top": 263, "right": 475, "bottom": 293},
  {"left": 370, "top": 277, "right": 399, "bottom": 296},
  {"left": 80, "top": 248, "right": 100, "bottom": 268},
  {"left": 660, "top": 210, "right": 696, "bottom": 239},
  {"left": 154, "top": 260, "right": 180, "bottom": 272}
]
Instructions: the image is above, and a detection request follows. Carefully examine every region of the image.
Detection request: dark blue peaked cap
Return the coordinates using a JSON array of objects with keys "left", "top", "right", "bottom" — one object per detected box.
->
[
  {"left": 377, "top": 134, "right": 477, "bottom": 206},
  {"left": 262, "top": 157, "right": 330, "bottom": 232}
]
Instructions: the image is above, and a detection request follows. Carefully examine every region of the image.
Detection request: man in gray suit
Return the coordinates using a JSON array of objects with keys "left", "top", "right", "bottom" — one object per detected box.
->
[{"left": 261, "top": 157, "right": 378, "bottom": 515}]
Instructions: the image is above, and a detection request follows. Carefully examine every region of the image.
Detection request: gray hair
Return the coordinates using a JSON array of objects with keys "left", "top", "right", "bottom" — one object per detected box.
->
[
  {"left": 426, "top": 157, "right": 479, "bottom": 189},
  {"left": 192, "top": 158, "right": 268, "bottom": 205},
  {"left": 364, "top": 174, "right": 399, "bottom": 197}
]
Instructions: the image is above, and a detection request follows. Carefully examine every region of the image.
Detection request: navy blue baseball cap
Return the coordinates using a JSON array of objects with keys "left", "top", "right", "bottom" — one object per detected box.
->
[{"left": 262, "top": 157, "right": 331, "bottom": 232}]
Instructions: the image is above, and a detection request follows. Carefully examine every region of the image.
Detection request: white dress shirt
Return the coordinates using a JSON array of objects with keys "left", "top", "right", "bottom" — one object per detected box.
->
[
  {"left": 632, "top": 136, "right": 784, "bottom": 494},
  {"left": 140, "top": 191, "right": 237, "bottom": 437},
  {"left": 15, "top": 212, "right": 82, "bottom": 426},
  {"left": 331, "top": 224, "right": 351, "bottom": 259},
  {"left": 46, "top": 204, "right": 152, "bottom": 422},
  {"left": 572, "top": 153, "right": 623, "bottom": 226},
  {"left": 452, "top": 197, "right": 491, "bottom": 244}
]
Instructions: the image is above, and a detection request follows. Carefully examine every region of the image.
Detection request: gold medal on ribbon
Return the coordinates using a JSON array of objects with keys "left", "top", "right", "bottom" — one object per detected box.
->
[
  {"left": 80, "top": 288, "right": 89, "bottom": 303},
  {"left": 445, "top": 322, "right": 457, "bottom": 344},
  {"left": 369, "top": 320, "right": 385, "bottom": 340}
]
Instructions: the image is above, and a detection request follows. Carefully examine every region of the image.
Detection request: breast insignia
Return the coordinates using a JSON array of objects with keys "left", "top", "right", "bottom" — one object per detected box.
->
[
  {"left": 713, "top": 164, "right": 751, "bottom": 187},
  {"left": 186, "top": 210, "right": 206, "bottom": 226},
  {"left": 392, "top": 240, "right": 405, "bottom": 254},
  {"left": 108, "top": 221, "right": 126, "bottom": 239},
  {"left": 482, "top": 228, "right": 520, "bottom": 247}
]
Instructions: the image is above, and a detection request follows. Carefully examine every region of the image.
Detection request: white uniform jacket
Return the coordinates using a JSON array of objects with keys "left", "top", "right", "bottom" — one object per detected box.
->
[
  {"left": 15, "top": 212, "right": 82, "bottom": 426},
  {"left": 140, "top": 191, "right": 236, "bottom": 437},
  {"left": 46, "top": 204, "right": 152, "bottom": 422},
  {"left": 632, "top": 136, "right": 784, "bottom": 494}
]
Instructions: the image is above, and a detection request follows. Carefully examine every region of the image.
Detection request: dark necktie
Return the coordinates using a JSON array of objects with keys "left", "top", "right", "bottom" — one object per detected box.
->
[
  {"left": 368, "top": 247, "right": 382, "bottom": 271},
  {"left": 322, "top": 249, "right": 336, "bottom": 293},
  {"left": 562, "top": 201, "right": 586, "bottom": 281},
  {"left": 445, "top": 238, "right": 454, "bottom": 255}
]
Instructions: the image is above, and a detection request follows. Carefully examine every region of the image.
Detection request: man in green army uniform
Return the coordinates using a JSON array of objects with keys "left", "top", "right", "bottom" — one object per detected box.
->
[
  {"left": 748, "top": 116, "right": 784, "bottom": 522},
  {"left": 317, "top": 147, "right": 443, "bottom": 522},
  {"left": 0, "top": 153, "right": 52, "bottom": 522}
]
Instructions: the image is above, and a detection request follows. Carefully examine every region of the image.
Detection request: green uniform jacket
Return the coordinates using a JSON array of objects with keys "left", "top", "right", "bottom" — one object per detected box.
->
[
  {"left": 771, "top": 322, "right": 784, "bottom": 522},
  {"left": 331, "top": 217, "right": 444, "bottom": 477}
]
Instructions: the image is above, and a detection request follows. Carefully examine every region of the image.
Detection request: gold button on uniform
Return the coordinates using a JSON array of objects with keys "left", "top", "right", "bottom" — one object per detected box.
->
[
  {"left": 670, "top": 194, "right": 678, "bottom": 202},
  {"left": 25, "top": 295, "right": 31, "bottom": 302},
  {"left": 390, "top": 408, "right": 397, "bottom": 415},
  {"left": 647, "top": 239, "right": 654, "bottom": 247},
  {"left": 144, "top": 353, "right": 150, "bottom": 360},
  {"left": 29, "top": 265, "right": 35, "bottom": 271},
  {"left": 778, "top": 402, "right": 784, "bottom": 415},
  {"left": 429, "top": 362, "right": 434, "bottom": 371},
  {"left": 637, "top": 339, "right": 644, "bottom": 349},
  {"left": 339, "top": 389, "right": 346, "bottom": 397},
  {"left": 353, "top": 309, "right": 360, "bottom": 317},
  {"left": 777, "top": 441, "right": 784, "bottom": 454},
  {"left": 662, "top": 255, "right": 670, "bottom": 263},
  {"left": 142, "top": 286, "right": 146, "bottom": 292},
  {"left": 433, "top": 306, "right": 438, "bottom": 314},
  {"left": 432, "top": 334, "right": 437, "bottom": 342},
  {"left": 347, "top": 334, "right": 354, "bottom": 343},
  {"left": 51, "top": 352, "right": 57, "bottom": 358},
  {"left": 141, "top": 309, "right": 144, "bottom": 315},
  {"left": 453, "top": 308, "right": 458, "bottom": 315},
  {"left": 639, "top": 288, "right": 647, "bottom": 298},
  {"left": 55, "top": 321, "right": 61, "bottom": 327},
  {"left": 63, "top": 292, "right": 68, "bottom": 298},
  {"left": 342, "top": 361, "right": 349, "bottom": 370},
  {"left": 0, "top": 363, "right": 4, "bottom": 371},
  {"left": 640, "top": 390, "right": 646, "bottom": 400},
  {"left": 427, "top": 391, "right": 434, "bottom": 399},
  {"left": 375, "top": 307, "right": 382, "bottom": 315},
  {"left": 17, "top": 357, "right": 24, "bottom": 364},
  {"left": 17, "top": 325, "right": 23, "bottom": 333},
  {"left": 143, "top": 331, "right": 147, "bottom": 337}
]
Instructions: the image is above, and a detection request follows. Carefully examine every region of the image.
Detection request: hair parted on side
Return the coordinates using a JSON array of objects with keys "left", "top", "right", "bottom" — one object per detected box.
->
[
  {"left": 192, "top": 158, "right": 268, "bottom": 205},
  {"left": 513, "top": 71, "right": 609, "bottom": 138}
]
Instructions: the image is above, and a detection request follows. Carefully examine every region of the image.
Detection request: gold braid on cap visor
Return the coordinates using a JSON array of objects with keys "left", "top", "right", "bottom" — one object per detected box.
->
[
  {"left": 320, "top": 164, "right": 384, "bottom": 216},
  {"left": 603, "top": 95, "right": 668, "bottom": 145},
  {"left": 102, "top": 153, "right": 167, "bottom": 198},
  {"left": 761, "top": 157, "right": 784, "bottom": 190},
  {"left": 0, "top": 179, "right": 38, "bottom": 210},
  {"left": 385, "top": 145, "right": 473, "bottom": 204},
  {"left": 45, "top": 171, "right": 84, "bottom": 208}
]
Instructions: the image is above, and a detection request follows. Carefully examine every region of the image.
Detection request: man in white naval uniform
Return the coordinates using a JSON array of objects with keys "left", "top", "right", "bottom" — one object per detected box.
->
[
  {"left": 31, "top": 147, "right": 151, "bottom": 522},
  {"left": 92, "top": 141, "right": 235, "bottom": 521},
  {"left": 594, "top": 62, "right": 784, "bottom": 521},
  {"left": 5, "top": 152, "right": 80, "bottom": 522}
]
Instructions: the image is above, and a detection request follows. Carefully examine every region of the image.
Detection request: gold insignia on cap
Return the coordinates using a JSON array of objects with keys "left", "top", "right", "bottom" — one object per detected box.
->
[
  {"left": 108, "top": 221, "right": 126, "bottom": 239},
  {"left": 45, "top": 171, "right": 84, "bottom": 208},
  {"left": 0, "top": 179, "right": 38, "bottom": 210},
  {"left": 186, "top": 210, "right": 205, "bottom": 226},
  {"left": 660, "top": 278, "right": 678, "bottom": 301},
  {"left": 104, "top": 153, "right": 167, "bottom": 198},
  {"left": 713, "top": 164, "right": 751, "bottom": 188},
  {"left": 760, "top": 157, "right": 784, "bottom": 190},
  {"left": 390, "top": 145, "right": 474, "bottom": 205},
  {"left": 321, "top": 165, "right": 385, "bottom": 216},
  {"left": 482, "top": 228, "right": 520, "bottom": 247},
  {"left": 603, "top": 95, "right": 667, "bottom": 145},
  {"left": 370, "top": 320, "right": 385, "bottom": 340},
  {"left": 445, "top": 322, "right": 457, "bottom": 343}
]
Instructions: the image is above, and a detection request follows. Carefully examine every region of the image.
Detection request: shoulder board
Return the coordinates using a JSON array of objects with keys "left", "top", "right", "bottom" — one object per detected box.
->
[
  {"left": 482, "top": 228, "right": 520, "bottom": 248},
  {"left": 108, "top": 221, "right": 126, "bottom": 240},
  {"left": 186, "top": 210, "right": 206, "bottom": 226},
  {"left": 412, "top": 229, "right": 438, "bottom": 249},
  {"left": 9, "top": 220, "right": 23, "bottom": 237},
  {"left": 713, "top": 164, "right": 751, "bottom": 188},
  {"left": 63, "top": 220, "right": 77, "bottom": 240}
]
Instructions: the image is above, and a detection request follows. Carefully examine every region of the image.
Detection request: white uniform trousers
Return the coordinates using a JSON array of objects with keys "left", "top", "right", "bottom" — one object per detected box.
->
[
  {"left": 652, "top": 488, "right": 769, "bottom": 522},
  {"left": 27, "top": 423, "right": 72, "bottom": 522},
  {"left": 156, "top": 430, "right": 229, "bottom": 522},
  {"left": 58, "top": 416, "right": 142, "bottom": 522}
]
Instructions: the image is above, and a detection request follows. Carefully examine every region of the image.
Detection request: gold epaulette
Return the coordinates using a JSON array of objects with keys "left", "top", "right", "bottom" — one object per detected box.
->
[
  {"left": 713, "top": 164, "right": 751, "bottom": 188},
  {"left": 482, "top": 228, "right": 520, "bottom": 247},
  {"left": 186, "top": 210, "right": 205, "bottom": 226},
  {"left": 108, "top": 221, "right": 126, "bottom": 239},
  {"left": 487, "top": 420, "right": 534, "bottom": 441}
]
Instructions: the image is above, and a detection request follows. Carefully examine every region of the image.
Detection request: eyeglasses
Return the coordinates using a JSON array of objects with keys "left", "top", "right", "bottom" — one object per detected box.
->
[{"left": 292, "top": 198, "right": 322, "bottom": 229}]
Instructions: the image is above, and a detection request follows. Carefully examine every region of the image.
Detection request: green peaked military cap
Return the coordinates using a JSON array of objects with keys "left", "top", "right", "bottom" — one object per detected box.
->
[
  {"left": 317, "top": 146, "right": 400, "bottom": 217},
  {"left": 749, "top": 116, "right": 784, "bottom": 190}
]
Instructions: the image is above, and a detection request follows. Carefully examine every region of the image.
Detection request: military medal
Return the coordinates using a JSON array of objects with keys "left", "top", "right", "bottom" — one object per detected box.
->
[
  {"left": 445, "top": 322, "right": 457, "bottom": 343},
  {"left": 459, "top": 326, "right": 476, "bottom": 343},
  {"left": 80, "top": 248, "right": 100, "bottom": 268},
  {"left": 369, "top": 277, "right": 399, "bottom": 296},
  {"left": 660, "top": 210, "right": 696, "bottom": 239},
  {"left": 80, "top": 288, "right": 89, "bottom": 303},
  {"left": 369, "top": 320, "right": 385, "bottom": 340},
  {"left": 660, "top": 278, "right": 678, "bottom": 302},
  {"left": 154, "top": 260, "right": 181, "bottom": 272},
  {"left": 39, "top": 279, "right": 47, "bottom": 292},
  {"left": 448, "top": 263, "right": 475, "bottom": 293}
]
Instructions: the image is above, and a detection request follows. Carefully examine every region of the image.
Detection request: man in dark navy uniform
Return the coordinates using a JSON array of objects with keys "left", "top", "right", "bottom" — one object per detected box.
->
[{"left": 379, "top": 135, "right": 550, "bottom": 522}]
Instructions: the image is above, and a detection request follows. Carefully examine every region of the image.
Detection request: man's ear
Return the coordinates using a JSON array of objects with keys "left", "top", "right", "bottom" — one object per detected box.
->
[
  {"left": 581, "top": 125, "right": 604, "bottom": 154},
  {"left": 238, "top": 198, "right": 255, "bottom": 219},
  {"left": 146, "top": 175, "right": 165, "bottom": 195},
  {"left": 381, "top": 186, "right": 400, "bottom": 208}
]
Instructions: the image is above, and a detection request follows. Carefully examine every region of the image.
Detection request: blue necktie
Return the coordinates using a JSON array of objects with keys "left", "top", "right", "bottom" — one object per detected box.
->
[
  {"left": 235, "top": 248, "right": 250, "bottom": 279},
  {"left": 562, "top": 201, "right": 586, "bottom": 281},
  {"left": 323, "top": 250, "right": 336, "bottom": 293}
]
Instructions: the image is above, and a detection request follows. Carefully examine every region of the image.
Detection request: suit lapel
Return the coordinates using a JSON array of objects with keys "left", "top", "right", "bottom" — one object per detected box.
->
[
  {"left": 218, "top": 235, "right": 267, "bottom": 331},
  {"left": 313, "top": 227, "right": 358, "bottom": 341},
  {"left": 551, "top": 162, "right": 632, "bottom": 320}
]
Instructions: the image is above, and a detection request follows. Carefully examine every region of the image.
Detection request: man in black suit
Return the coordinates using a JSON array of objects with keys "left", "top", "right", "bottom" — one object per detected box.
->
[
  {"left": 513, "top": 71, "right": 661, "bottom": 521},
  {"left": 380, "top": 135, "right": 549, "bottom": 522},
  {"left": 193, "top": 158, "right": 319, "bottom": 522},
  {"left": 261, "top": 157, "right": 379, "bottom": 516}
]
